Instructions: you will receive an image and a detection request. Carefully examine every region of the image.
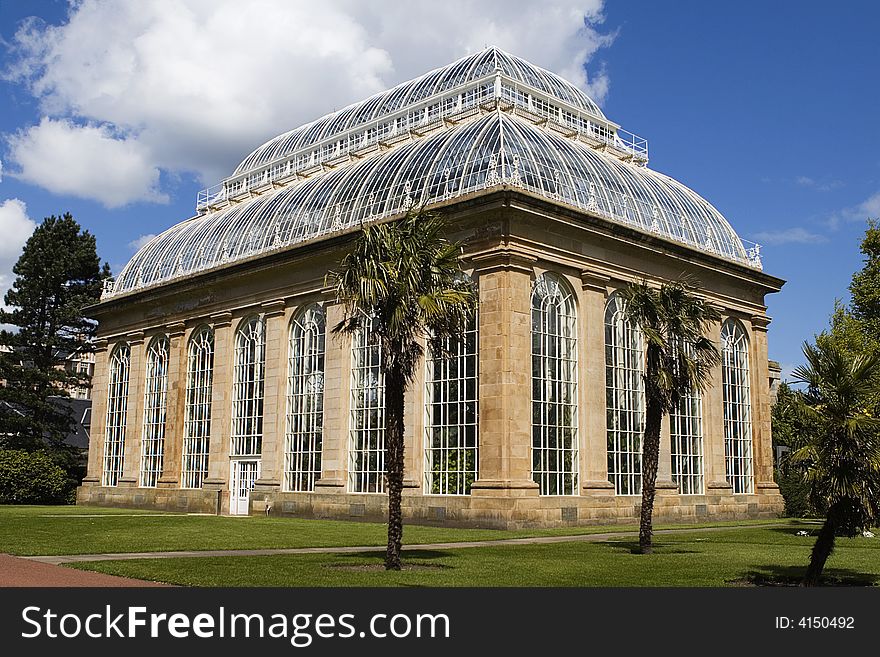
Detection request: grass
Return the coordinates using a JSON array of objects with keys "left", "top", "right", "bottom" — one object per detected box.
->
[
  {"left": 68, "top": 526, "right": 880, "bottom": 587},
  {"left": 0, "top": 505, "right": 790, "bottom": 556},
  {"left": 6, "top": 505, "right": 877, "bottom": 587}
]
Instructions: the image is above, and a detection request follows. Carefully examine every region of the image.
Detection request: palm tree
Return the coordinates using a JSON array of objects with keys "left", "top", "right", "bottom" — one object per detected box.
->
[
  {"left": 327, "top": 209, "right": 476, "bottom": 570},
  {"left": 619, "top": 279, "right": 720, "bottom": 554},
  {"left": 790, "top": 340, "right": 880, "bottom": 586}
]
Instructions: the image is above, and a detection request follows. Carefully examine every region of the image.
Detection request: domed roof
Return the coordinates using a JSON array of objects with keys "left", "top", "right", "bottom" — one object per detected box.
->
[
  {"left": 233, "top": 47, "right": 606, "bottom": 177},
  {"left": 107, "top": 49, "right": 761, "bottom": 299},
  {"left": 112, "top": 110, "right": 756, "bottom": 297}
]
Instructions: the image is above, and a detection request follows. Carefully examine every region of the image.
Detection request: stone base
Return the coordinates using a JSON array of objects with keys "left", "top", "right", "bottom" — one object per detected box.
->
[
  {"left": 77, "top": 481, "right": 785, "bottom": 529},
  {"left": 76, "top": 484, "right": 221, "bottom": 515}
]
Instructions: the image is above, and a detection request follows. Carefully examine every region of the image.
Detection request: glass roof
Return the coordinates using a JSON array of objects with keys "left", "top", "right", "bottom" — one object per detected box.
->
[
  {"left": 232, "top": 47, "right": 606, "bottom": 177},
  {"left": 111, "top": 110, "right": 754, "bottom": 297}
]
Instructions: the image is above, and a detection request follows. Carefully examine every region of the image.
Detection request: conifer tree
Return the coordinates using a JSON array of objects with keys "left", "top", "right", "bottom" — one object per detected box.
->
[{"left": 0, "top": 213, "right": 109, "bottom": 454}]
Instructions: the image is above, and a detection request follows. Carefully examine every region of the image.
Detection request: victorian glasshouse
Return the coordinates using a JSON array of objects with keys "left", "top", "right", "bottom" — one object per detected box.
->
[{"left": 78, "top": 47, "right": 784, "bottom": 527}]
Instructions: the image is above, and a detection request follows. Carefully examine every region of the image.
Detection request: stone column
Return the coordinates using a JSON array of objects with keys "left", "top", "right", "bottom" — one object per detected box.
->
[
  {"left": 119, "top": 332, "right": 145, "bottom": 487},
  {"left": 703, "top": 318, "right": 732, "bottom": 494},
  {"left": 655, "top": 414, "right": 679, "bottom": 497},
  {"left": 578, "top": 271, "right": 615, "bottom": 496},
  {"left": 315, "top": 302, "right": 350, "bottom": 491},
  {"left": 750, "top": 315, "right": 778, "bottom": 494},
  {"left": 204, "top": 311, "right": 233, "bottom": 494},
  {"left": 255, "top": 300, "right": 286, "bottom": 492},
  {"left": 469, "top": 252, "right": 539, "bottom": 497},
  {"left": 158, "top": 322, "right": 186, "bottom": 488},
  {"left": 403, "top": 337, "right": 426, "bottom": 492},
  {"left": 82, "top": 339, "right": 109, "bottom": 485}
]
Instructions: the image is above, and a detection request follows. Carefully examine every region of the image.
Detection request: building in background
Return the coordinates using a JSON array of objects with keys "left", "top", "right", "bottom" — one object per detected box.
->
[{"left": 79, "top": 48, "right": 784, "bottom": 527}]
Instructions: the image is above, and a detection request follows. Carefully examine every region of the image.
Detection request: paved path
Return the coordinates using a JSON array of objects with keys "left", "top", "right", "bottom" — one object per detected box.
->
[
  {"left": 21, "top": 523, "right": 789, "bottom": 566},
  {"left": 0, "top": 554, "right": 170, "bottom": 587}
]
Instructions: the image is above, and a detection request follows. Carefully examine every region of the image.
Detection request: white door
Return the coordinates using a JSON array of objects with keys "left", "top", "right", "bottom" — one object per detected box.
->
[{"left": 230, "top": 460, "right": 260, "bottom": 515}]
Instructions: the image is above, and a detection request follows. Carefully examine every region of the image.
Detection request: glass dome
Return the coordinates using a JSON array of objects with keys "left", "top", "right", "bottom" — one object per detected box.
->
[
  {"left": 232, "top": 47, "right": 607, "bottom": 177},
  {"left": 112, "top": 109, "right": 755, "bottom": 297}
]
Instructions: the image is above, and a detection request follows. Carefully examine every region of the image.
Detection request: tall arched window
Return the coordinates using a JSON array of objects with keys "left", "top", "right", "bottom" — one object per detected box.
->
[
  {"left": 182, "top": 327, "right": 213, "bottom": 489},
  {"left": 670, "top": 351, "right": 704, "bottom": 494},
  {"left": 605, "top": 292, "right": 645, "bottom": 495},
  {"left": 350, "top": 317, "right": 385, "bottom": 493},
  {"left": 531, "top": 272, "right": 579, "bottom": 496},
  {"left": 231, "top": 316, "right": 266, "bottom": 457},
  {"left": 722, "top": 319, "right": 753, "bottom": 494},
  {"left": 103, "top": 343, "right": 130, "bottom": 487},
  {"left": 425, "top": 308, "right": 479, "bottom": 495},
  {"left": 285, "top": 305, "right": 325, "bottom": 492},
  {"left": 140, "top": 336, "right": 169, "bottom": 488}
]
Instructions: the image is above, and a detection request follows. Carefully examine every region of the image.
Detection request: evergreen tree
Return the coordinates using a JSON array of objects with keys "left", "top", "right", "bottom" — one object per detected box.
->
[
  {"left": 819, "top": 220, "right": 880, "bottom": 357},
  {"left": 0, "top": 213, "right": 109, "bottom": 453}
]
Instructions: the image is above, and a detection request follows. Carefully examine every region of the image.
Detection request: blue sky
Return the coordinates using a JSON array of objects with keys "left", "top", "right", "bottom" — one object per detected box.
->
[{"left": 0, "top": 0, "right": 878, "bottom": 377}]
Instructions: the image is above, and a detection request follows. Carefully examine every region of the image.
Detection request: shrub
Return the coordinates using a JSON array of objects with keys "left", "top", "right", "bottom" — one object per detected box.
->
[
  {"left": 0, "top": 449, "right": 72, "bottom": 504},
  {"left": 775, "top": 466, "right": 814, "bottom": 518}
]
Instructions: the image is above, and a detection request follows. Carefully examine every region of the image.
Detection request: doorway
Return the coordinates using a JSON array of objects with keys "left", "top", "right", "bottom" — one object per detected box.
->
[{"left": 230, "top": 459, "right": 260, "bottom": 515}]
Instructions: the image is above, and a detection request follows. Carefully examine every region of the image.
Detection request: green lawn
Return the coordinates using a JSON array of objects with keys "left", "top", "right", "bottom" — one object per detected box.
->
[
  {"left": 70, "top": 526, "right": 880, "bottom": 587},
  {"left": 6, "top": 505, "right": 877, "bottom": 587},
  {"left": 0, "top": 505, "right": 790, "bottom": 556}
]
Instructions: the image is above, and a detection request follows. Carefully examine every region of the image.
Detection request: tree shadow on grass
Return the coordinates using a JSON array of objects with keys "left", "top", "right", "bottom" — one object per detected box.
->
[
  {"left": 731, "top": 565, "right": 879, "bottom": 587},
  {"left": 599, "top": 540, "right": 699, "bottom": 555},
  {"left": 340, "top": 549, "right": 453, "bottom": 560}
]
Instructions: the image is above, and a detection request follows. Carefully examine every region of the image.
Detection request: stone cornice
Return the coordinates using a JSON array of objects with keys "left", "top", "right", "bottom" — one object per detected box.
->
[{"left": 469, "top": 249, "right": 536, "bottom": 275}]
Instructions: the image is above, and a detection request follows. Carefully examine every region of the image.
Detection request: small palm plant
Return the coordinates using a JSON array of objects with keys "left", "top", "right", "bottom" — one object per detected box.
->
[
  {"left": 328, "top": 209, "right": 476, "bottom": 570},
  {"left": 619, "top": 279, "right": 720, "bottom": 554},
  {"left": 790, "top": 340, "right": 880, "bottom": 585}
]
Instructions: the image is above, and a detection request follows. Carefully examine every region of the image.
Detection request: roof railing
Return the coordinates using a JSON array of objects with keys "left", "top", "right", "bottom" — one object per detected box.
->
[{"left": 195, "top": 73, "right": 649, "bottom": 214}]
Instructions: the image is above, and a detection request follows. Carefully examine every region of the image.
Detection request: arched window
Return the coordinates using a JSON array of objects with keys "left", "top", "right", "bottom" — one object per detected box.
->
[
  {"left": 285, "top": 305, "right": 325, "bottom": 492},
  {"left": 182, "top": 327, "right": 213, "bottom": 489},
  {"left": 670, "top": 344, "right": 704, "bottom": 494},
  {"left": 103, "top": 343, "right": 130, "bottom": 487},
  {"left": 349, "top": 317, "right": 384, "bottom": 493},
  {"left": 722, "top": 319, "right": 753, "bottom": 494},
  {"left": 140, "top": 336, "right": 169, "bottom": 488},
  {"left": 425, "top": 306, "right": 479, "bottom": 495},
  {"left": 605, "top": 292, "right": 645, "bottom": 495},
  {"left": 531, "top": 272, "right": 579, "bottom": 496},
  {"left": 231, "top": 316, "right": 265, "bottom": 457}
]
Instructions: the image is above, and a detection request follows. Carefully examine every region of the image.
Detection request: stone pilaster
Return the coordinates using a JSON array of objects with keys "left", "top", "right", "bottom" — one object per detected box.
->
[
  {"left": 119, "top": 332, "right": 145, "bottom": 487},
  {"left": 578, "top": 270, "right": 615, "bottom": 495},
  {"left": 254, "top": 300, "right": 286, "bottom": 491},
  {"left": 470, "top": 252, "right": 539, "bottom": 497},
  {"left": 404, "top": 336, "right": 427, "bottom": 491},
  {"left": 315, "top": 302, "right": 350, "bottom": 491},
  {"left": 204, "top": 311, "right": 233, "bottom": 492},
  {"left": 158, "top": 322, "right": 186, "bottom": 488},
  {"left": 82, "top": 339, "right": 109, "bottom": 485},
  {"left": 703, "top": 318, "right": 732, "bottom": 494},
  {"left": 750, "top": 314, "right": 778, "bottom": 494}
]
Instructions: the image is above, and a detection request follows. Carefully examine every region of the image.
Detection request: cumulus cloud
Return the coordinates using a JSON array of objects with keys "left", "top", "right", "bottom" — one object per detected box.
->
[
  {"left": 3, "top": 0, "right": 611, "bottom": 205},
  {"left": 6, "top": 118, "right": 167, "bottom": 208},
  {"left": 751, "top": 227, "right": 827, "bottom": 245},
  {"left": 0, "top": 199, "right": 37, "bottom": 307},
  {"left": 128, "top": 234, "right": 157, "bottom": 250}
]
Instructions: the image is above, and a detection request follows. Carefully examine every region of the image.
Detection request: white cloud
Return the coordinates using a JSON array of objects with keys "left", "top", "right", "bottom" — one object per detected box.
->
[
  {"left": 795, "top": 175, "right": 843, "bottom": 192},
  {"left": 826, "top": 190, "right": 880, "bottom": 230},
  {"left": 751, "top": 227, "right": 827, "bottom": 245},
  {"left": 5, "top": 117, "right": 167, "bottom": 208},
  {"left": 128, "top": 233, "right": 157, "bottom": 250},
  {"left": 3, "top": 0, "right": 611, "bottom": 205},
  {"left": 0, "top": 199, "right": 37, "bottom": 307}
]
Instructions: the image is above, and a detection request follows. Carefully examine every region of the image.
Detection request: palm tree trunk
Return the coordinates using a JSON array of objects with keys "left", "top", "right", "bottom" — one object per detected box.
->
[
  {"left": 639, "top": 394, "right": 663, "bottom": 554},
  {"left": 803, "top": 505, "right": 838, "bottom": 586},
  {"left": 384, "top": 365, "right": 406, "bottom": 571}
]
